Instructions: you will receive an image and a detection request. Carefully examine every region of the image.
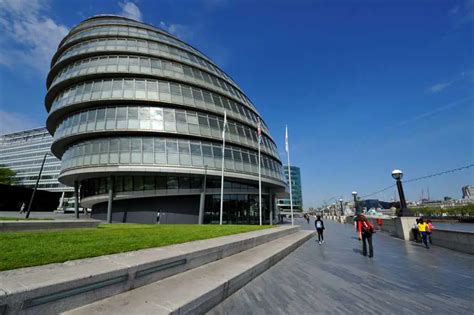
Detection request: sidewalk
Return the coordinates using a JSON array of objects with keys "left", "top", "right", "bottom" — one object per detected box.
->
[{"left": 209, "top": 219, "right": 474, "bottom": 314}]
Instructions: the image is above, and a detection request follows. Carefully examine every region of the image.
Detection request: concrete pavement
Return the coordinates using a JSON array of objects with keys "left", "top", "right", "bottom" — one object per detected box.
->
[{"left": 209, "top": 218, "right": 474, "bottom": 314}]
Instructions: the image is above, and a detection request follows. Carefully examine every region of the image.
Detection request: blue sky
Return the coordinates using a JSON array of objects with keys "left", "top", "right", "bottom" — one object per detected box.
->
[{"left": 0, "top": 0, "right": 473, "bottom": 206}]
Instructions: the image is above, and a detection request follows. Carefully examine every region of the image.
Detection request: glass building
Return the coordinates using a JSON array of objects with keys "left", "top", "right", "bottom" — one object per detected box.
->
[
  {"left": 277, "top": 166, "right": 303, "bottom": 211},
  {"left": 0, "top": 127, "right": 70, "bottom": 193},
  {"left": 45, "top": 15, "right": 286, "bottom": 224}
]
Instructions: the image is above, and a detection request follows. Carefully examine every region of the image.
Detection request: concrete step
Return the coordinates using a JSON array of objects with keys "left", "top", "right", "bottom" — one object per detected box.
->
[
  {"left": 0, "top": 225, "right": 299, "bottom": 315},
  {"left": 65, "top": 230, "right": 314, "bottom": 315}
]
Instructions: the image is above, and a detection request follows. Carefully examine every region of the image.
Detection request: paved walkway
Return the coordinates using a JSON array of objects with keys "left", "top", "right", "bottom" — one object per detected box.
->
[{"left": 209, "top": 218, "right": 474, "bottom": 314}]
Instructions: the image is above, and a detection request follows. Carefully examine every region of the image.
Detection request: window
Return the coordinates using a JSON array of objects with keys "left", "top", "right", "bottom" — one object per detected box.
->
[
  {"left": 131, "top": 138, "right": 142, "bottom": 164},
  {"left": 178, "top": 141, "right": 190, "bottom": 154},
  {"left": 128, "top": 107, "right": 138, "bottom": 129},
  {"left": 163, "top": 109, "right": 176, "bottom": 131},
  {"left": 109, "top": 139, "right": 119, "bottom": 163},
  {"left": 166, "top": 139, "right": 177, "bottom": 153},
  {"left": 129, "top": 57, "right": 139, "bottom": 72},
  {"left": 123, "top": 79, "right": 134, "bottom": 98},
  {"left": 101, "top": 80, "right": 112, "bottom": 98},
  {"left": 135, "top": 80, "right": 146, "bottom": 99},
  {"left": 119, "top": 138, "right": 130, "bottom": 163},
  {"left": 116, "top": 107, "right": 127, "bottom": 129},
  {"left": 167, "top": 176, "right": 178, "bottom": 189},
  {"left": 147, "top": 81, "right": 158, "bottom": 100},
  {"left": 112, "top": 79, "right": 123, "bottom": 98},
  {"left": 142, "top": 138, "right": 153, "bottom": 164},
  {"left": 106, "top": 107, "right": 116, "bottom": 129}
]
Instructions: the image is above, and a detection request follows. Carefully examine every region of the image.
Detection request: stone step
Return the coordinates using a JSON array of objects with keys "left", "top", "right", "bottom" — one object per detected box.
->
[
  {"left": 65, "top": 230, "right": 314, "bottom": 315},
  {"left": 0, "top": 225, "right": 299, "bottom": 315}
]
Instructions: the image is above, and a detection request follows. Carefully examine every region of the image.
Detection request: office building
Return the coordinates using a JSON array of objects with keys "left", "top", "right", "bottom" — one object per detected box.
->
[
  {"left": 276, "top": 166, "right": 303, "bottom": 211},
  {"left": 45, "top": 15, "right": 286, "bottom": 223},
  {"left": 0, "top": 127, "right": 69, "bottom": 192}
]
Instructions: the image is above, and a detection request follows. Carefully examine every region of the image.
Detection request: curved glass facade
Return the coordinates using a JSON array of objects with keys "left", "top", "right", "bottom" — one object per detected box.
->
[{"left": 46, "top": 15, "right": 285, "bottom": 224}]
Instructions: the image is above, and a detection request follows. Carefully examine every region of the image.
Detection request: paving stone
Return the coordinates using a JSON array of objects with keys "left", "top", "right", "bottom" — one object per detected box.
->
[{"left": 209, "top": 219, "right": 474, "bottom": 314}]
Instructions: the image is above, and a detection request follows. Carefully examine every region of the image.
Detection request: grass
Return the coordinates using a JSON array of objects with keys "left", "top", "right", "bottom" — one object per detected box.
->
[
  {"left": 0, "top": 217, "right": 53, "bottom": 221},
  {"left": 0, "top": 224, "right": 271, "bottom": 271}
]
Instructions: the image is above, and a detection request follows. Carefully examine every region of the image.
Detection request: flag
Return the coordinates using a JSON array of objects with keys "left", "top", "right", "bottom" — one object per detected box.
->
[
  {"left": 285, "top": 125, "right": 289, "bottom": 153},
  {"left": 222, "top": 111, "right": 227, "bottom": 139},
  {"left": 257, "top": 118, "right": 262, "bottom": 144}
]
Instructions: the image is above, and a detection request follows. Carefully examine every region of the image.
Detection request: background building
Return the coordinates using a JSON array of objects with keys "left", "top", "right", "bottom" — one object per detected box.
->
[
  {"left": 462, "top": 185, "right": 473, "bottom": 200},
  {"left": 45, "top": 15, "right": 286, "bottom": 224},
  {"left": 277, "top": 166, "right": 303, "bottom": 211},
  {"left": 0, "top": 127, "right": 69, "bottom": 192},
  {"left": 0, "top": 127, "right": 73, "bottom": 211}
]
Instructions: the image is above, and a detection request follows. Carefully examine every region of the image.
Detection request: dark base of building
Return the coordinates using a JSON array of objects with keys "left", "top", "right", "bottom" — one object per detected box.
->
[
  {"left": 90, "top": 193, "right": 273, "bottom": 224},
  {"left": 92, "top": 195, "right": 200, "bottom": 224}
]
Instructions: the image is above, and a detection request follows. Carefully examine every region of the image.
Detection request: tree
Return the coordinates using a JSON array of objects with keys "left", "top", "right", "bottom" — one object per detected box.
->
[{"left": 0, "top": 165, "right": 17, "bottom": 185}]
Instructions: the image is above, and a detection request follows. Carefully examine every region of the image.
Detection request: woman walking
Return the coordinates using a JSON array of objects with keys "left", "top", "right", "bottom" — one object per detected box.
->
[
  {"left": 315, "top": 215, "right": 325, "bottom": 245},
  {"left": 418, "top": 218, "right": 430, "bottom": 249},
  {"left": 427, "top": 219, "right": 433, "bottom": 245},
  {"left": 357, "top": 214, "right": 374, "bottom": 257}
]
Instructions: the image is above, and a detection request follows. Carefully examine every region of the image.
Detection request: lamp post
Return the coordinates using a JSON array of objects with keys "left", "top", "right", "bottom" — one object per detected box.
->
[
  {"left": 339, "top": 198, "right": 344, "bottom": 215},
  {"left": 352, "top": 191, "right": 358, "bottom": 215},
  {"left": 392, "top": 169, "right": 412, "bottom": 216},
  {"left": 26, "top": 152, "right": 50, "bottom": 219}
]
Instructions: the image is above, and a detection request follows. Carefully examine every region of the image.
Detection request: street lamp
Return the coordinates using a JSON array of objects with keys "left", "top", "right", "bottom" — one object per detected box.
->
[
  {"left": 352, "top": 191, "right": 358, "bottom": 215},
  {"left": 392, "top": 169, "right": 412, "bottom": 216},
  {"left": 339, "top": 198, "right": 344, "bottom": 215},
  {"left": 26, "top": 152, "right": 51, "bottom": 219}
]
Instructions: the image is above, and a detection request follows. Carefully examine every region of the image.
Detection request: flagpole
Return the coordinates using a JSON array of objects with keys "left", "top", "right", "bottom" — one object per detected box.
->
[
  {"left": 285, "top": 125, "right": 294, "bottom": 226},
  {"left": 219, "top": 111, "right": 227, "bottom": 225},
  {"left": 258, "top": 119, "right": 262, "bottom": 226}
]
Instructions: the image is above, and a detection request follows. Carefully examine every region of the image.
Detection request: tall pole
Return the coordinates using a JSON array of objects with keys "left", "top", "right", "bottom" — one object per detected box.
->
[
  {"left": 198, "top": 165, "right": 207, "bottom": 224},
  {"left": 74, "top": 181, "right": 79, "bottom": 219},
  {"left": 285, "top": 125, "right": 294, "bottom": 226},
  {"left": 106, "top": 176, "right": 114, "bottom": 223},
  {"left": 26, "top": 152, "right": 49, "bottom": 219},
  {"left": 340, "top": 199, "right": 344, "bottom": 215},
  {"left": 258, "top": 118, "right": 262, "bottom": 226},
  {"left": 352, "top": 192, "right": 358, "bottom": 215},
  {"left": 219, "top": 111, "right": 227, "bottom": 225},
  {"left": 396, "top": 179, "right": 411, "bottom": 216}
]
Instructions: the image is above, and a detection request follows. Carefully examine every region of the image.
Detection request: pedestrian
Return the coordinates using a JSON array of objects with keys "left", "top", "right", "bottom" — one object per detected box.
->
[
  {"left": 412, "top": 219, "right": 419, "bottom": 242},
  {"left": 417, "top": 218, "right": 430, "bottom": 249},
  {"left": 315, "top": 215, "right": 325, "bottom": 245},
  {"left": 427, "top": 219, "right": 433, "bottom": 245},
  {"left": 357, "top": 214, "right": 374, "bottom": 257},
  {"left": 305, "top": 213, "right": 310, "bottom": 224},
  {"left": 19, "top": 202, "right": 26, "bottom": 214}
]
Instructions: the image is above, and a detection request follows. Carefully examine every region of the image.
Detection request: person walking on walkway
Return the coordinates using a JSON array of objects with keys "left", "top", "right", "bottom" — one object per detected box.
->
[
  {"left": 418, "top": 218, "right": 430, "bottom": 249},
  {"left": 315, "top": 215, "right": 325, "bottom": 245},
  {"left": 412, "top": 219, "right": 420, "bottom": 242},
  {"left": 427, "top": 219, "right": 433, "bottom": 245},
  {"left": 19, "top": 202, "right": 26, "bottom": 214},
  {"left": 357, "top": 214, "right": 374, "bottom": 257}
]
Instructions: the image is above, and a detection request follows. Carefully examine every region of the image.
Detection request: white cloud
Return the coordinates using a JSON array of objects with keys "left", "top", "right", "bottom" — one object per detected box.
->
[
  {"left": 159, "top": 21, "right": 193, "bottom": 40},
  {"left": 426, "top": 70, "right": 473, "bottom": 94},
  {"left": 427, "top": 82, "right": 452, "bottom": 93},
  {"left": 0, "top": 110, "right": 39, "bottom": 134},
  {"left": 119, "top": 1, "right": 142, "bottom": 22},
  {"left": 0, "top": 0, "right": 69, "bottom": 75}
]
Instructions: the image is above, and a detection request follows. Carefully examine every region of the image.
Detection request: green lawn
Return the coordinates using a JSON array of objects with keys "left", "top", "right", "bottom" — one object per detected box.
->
[
  {"left": 0, "top": 224, "right": 271, "bottom": 271},
  {"left": 0, "top": 217, "right": 53, "bottom": 221}
]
